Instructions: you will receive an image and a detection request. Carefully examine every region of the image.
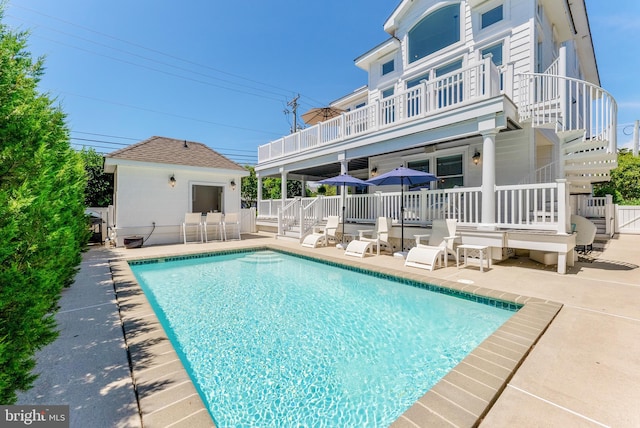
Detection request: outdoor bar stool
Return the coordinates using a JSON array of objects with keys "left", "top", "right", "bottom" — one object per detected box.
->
[
  {"left": 204, "top": 212, "right": 225, "bottom": 242},
  {"left": 182, "top": 212, "right": 203, "bottom": 244}
]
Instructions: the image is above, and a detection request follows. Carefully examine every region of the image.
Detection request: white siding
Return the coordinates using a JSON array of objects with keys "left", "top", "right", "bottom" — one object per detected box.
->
[
  {"left": 113, "top": 164, "right": 243, "bottom": 246},
  {"left": 495, "top": 129, "right": 531, "bottom": 185}
]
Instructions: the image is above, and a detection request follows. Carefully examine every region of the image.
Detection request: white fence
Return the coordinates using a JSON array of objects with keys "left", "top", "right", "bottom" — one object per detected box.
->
[
  {"left": 616, "top": 206, "right": 640, "bottom": 234},
  {"left": 240, "top": 208, "right": 257, "bottom": 233}
]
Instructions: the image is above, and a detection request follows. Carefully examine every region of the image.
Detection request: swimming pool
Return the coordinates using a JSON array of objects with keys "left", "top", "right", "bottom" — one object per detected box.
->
[{"left": 130, "top": 250, "right": 517, "bottom": 427}]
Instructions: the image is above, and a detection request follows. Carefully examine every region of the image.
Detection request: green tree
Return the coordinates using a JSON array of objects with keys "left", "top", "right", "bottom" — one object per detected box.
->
[
  {"left": 241, "top": 165, "right": 257, "bottom": 205},
  {"left": 80, "top": 148, "right": 113, "bottom": 207},
  {"left": 0, "top": 12, "right": 88, "bottom": 403},
  {"left": 593, "top": 150, "right": 640, "bottom": 205}
]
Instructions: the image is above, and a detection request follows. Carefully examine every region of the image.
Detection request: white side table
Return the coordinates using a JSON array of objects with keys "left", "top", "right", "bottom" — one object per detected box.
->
[{"left": 456, "top": 244, "right": 491, "bottom": 272}]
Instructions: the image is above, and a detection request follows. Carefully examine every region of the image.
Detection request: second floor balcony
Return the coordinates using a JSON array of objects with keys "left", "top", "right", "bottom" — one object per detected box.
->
[{"left": 259, "top": 57, "right": 507, "bottom": 164}]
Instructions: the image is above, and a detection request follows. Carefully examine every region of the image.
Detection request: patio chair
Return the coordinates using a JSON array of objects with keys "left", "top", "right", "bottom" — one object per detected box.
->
[
  {"left": 413, "top": 219, "right": 460, "bottom": 267},
  {"left": 204, "top": 212, "right": 224, "bottom": 242},
  {"left": 301, "top": 216, "right": 340, "bottom": 248},
  {"left": 405, "top": 246, "right": 444, "bottom": 271},
  {"left": 223, "top": 212, "right": 241, "bottom": 240},
  {"left": 571, "top": 214, "right": 597, "bottom": 254},
  {"left": 356, "top": 217, "right": 393, "bottom": 256},
  {"left": 182, "top": 212, "right": 203, "bottom": 244}
]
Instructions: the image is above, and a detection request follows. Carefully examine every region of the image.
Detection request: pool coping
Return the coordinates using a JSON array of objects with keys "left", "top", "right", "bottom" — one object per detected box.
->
[{"left": 110, "top": 244, "right": 562, "bottom": 428}]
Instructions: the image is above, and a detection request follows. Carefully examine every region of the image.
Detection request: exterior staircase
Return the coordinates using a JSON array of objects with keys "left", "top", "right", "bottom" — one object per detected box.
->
[
  {"left": 559, "top": 130, "right": 617, "bottom": 194},
  {"left": 518, "top": 59, "right": 617, "bottom": 195}
]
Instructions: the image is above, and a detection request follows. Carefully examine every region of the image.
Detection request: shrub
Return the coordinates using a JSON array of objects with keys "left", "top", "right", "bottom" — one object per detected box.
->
[{"left": 0, "top": 11, "right": 88, "bottom": 403}]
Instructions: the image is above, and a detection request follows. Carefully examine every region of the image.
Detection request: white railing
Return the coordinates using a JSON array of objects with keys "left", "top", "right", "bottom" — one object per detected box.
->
[
  {"left": 277, "top": 198, "right": 300, "bottom": 235},
  {"left": 518, "top": 73, "right": 617, "bottom": 151},
  {"left": 258, "top": 58, "right": 504, "bottom": 163},
  {"left": 268, "top": 181, "right": 570, "bottom": 234},
  {"left": 495, "top": 182, "right": 566, "bottom": 231},
  {"left": 578, "top": 196, "right": 608, "bottom": 218}
]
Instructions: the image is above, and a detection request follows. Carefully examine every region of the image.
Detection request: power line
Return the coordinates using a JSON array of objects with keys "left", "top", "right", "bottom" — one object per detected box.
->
[
  {"left": 61, "top": 91, "right": 283, "bottom": 136},
  {"left": 8, "top": 4, "right": 329, "bottom": 106}
]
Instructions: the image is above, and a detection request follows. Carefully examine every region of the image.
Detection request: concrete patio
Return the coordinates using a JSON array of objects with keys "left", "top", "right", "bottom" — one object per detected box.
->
[{"left": 18, "top": 233, "right": 640, "bottom": 427}]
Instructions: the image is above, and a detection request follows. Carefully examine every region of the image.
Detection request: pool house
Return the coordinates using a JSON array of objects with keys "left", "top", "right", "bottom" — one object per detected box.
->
[{"left": 254, "top": 0, "right": 617, "bottom": 273}]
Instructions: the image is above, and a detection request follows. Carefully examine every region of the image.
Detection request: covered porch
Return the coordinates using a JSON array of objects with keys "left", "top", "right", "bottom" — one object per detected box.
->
[{"left": 258, "top": 180, "right": 583, "bottom": 274}]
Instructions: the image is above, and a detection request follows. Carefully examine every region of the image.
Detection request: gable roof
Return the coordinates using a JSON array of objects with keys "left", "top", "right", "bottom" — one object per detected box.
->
[{"left": 105, "top": 136, "right": 246, "bottom": 172}]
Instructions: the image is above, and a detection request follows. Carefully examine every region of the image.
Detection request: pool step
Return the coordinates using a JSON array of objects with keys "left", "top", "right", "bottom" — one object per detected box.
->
[{"left": 239, "top": 251, "right": 284, "bottom": 264}]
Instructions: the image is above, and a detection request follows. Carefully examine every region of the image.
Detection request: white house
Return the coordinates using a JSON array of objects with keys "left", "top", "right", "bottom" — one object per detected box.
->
[
  {"left": 104, "top": 136, "right": 248, "bottom": 247},
  {"left": 254, "top": 0, "right": 617, "bottom": 273}
]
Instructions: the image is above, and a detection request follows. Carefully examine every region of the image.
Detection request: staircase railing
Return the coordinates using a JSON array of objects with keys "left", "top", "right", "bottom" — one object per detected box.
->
[
  {"left": 299, "top": 197, "right": 324, "bottom": 240},
  {"left": 277, "top": 198, "right": 300, "bottom": 236},
  {"left": 518, "top": 73, "right": 617, "bottom": 151}
]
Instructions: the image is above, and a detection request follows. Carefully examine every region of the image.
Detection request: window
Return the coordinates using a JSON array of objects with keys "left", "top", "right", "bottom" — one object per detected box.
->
[
  {"left": 407, "top": 160, "right": 431, "bottom": 189},
  {"left": 381, "top": 87, "right": 395, "bottom": 124},
  {"left": 435, "top": 59, "right": 463, "bottom": 77},
  {"left": 436, "top": 155, "right": 463, "bottom": 188},
  {"left": 481, "top": 5, "right": 503, "bottom": 29},
  {"left": 482, "top": 43, "right": 503, "bottom": 66},
  {"left": 409, "top": 4, "right": 461, "bottom": 63},
  {"left": 382, "top": 59, "right": 395, "bottom": 75},
  {"left": 192, "top": 185, "right": 223, "bottom": 213},
  {"left": 406, "top": 73, "right": 430, "bottom": 89}
]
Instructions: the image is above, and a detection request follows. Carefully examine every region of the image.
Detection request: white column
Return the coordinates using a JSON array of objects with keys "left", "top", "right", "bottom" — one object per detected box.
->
[
  {"left": 300, "top": 177, "right": 306, "bottom": 197},
  {"left": 479, "top": 130, "right": 497, "bottom": 230},
  {"left": 280, "top": 169, "right": 287, "bottom": 207},
  {"left": 256, "top": 174, "right": 263, "bottom": 205}
]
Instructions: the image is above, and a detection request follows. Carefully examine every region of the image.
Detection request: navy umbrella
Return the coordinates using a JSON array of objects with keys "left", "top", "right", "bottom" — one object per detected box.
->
[
  {"left": 366, "top": 167, "right": 438, "bottom": 255},
  {"left": 317, "top": 174, "right": 372, "bottom": 245}
]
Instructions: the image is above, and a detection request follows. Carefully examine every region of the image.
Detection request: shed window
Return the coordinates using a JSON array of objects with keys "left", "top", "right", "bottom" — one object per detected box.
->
[{"left": 409, "top": 4, "right": 461, "bottom": 63}]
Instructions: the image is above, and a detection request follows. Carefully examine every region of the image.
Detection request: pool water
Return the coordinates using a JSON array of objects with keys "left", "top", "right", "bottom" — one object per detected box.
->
[{"left": 131, "top": 250, "right": 515, "bottom": 427}]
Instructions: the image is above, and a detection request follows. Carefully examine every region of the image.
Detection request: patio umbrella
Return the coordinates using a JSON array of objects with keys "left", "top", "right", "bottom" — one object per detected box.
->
[
  {"left": 317, "top": 173, "right": 371, "bottom": 247},
  {"left": 366, "top": 167, "right": 438, "bottom": 256},
  {"left": 301, "top": 107, "right": 344, "bottom": 125}
]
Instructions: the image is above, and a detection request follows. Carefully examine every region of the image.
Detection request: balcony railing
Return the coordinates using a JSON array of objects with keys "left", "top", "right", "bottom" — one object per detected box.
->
[
  {"left": 517, "top": 73, "right": 617, "bottom": 150},
  {"left": 258, "top": 58, "right": 504, "bottom": 163}
]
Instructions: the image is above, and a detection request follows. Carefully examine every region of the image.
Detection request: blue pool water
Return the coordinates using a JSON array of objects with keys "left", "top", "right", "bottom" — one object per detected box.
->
[{"left": 130, "top": 250, "right": 516, "bottom": 427}]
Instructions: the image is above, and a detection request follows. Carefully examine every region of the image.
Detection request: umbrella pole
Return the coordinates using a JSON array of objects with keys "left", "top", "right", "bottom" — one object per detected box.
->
[
  {"left": 341, "top": 205, "right": 346, "bottom": 244},
  {"left": 400, "top": 183, "right": 404, "bottom": 254}
]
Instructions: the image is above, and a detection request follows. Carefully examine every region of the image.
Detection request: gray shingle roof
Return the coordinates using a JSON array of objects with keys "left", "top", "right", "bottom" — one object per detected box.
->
[{"left": 106, "top": 136, "right": 246, "bottom": 171}]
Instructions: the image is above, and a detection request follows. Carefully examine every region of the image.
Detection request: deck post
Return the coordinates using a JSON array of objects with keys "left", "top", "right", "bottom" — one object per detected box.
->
[
  {"left": 280, "top": 168, "right": 287, "bottom": 209},
  {"left": 556, "top": 179, "right": 569, "bottom": 234},
  {"left": 257, "top": 174, "right": 263, "bottom": 208}
]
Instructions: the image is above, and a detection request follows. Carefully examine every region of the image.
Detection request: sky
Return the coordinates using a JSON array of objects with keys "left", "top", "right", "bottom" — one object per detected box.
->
[{"left": 3, "top": 0, "right": 639, "bottom": 165}]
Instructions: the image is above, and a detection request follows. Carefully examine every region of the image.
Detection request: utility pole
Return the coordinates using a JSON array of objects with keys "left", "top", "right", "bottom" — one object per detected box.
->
[
  {"left": 287, "top": 94, "right": 300, "bottom": 134},
  {"left": 633, "top": 120, "right": 639, "bottom": 157}
]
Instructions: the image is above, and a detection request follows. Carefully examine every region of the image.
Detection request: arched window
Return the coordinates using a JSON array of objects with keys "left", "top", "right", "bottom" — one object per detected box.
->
[{"left": 409, "top": 4, "right": 461, "bottom": 63}]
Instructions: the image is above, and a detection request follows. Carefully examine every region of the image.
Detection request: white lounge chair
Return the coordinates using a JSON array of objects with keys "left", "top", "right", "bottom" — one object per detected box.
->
[
  {"left": 356, "top": 217, "right": 393, "bottom": 255},
  {"left": 182, "top": 212, "right": 203, "bottom": 244},
  {"left": 413, "top": 219, "right": 460, "bottom": 267},
  {"left": 204, "top": 212, "right": 224, "bottom": 242},
  {"left": 223, "top": 212, "right": 241, "bottom": 240},
  {"left": 344, "top": 240, "right": 373, "bottom": 258},
  {"left": 405, "top": 246, "right": 444, "bottom": 271},
  {"left": 301, "top": 216, "right": 340, "bottom": 248}
]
